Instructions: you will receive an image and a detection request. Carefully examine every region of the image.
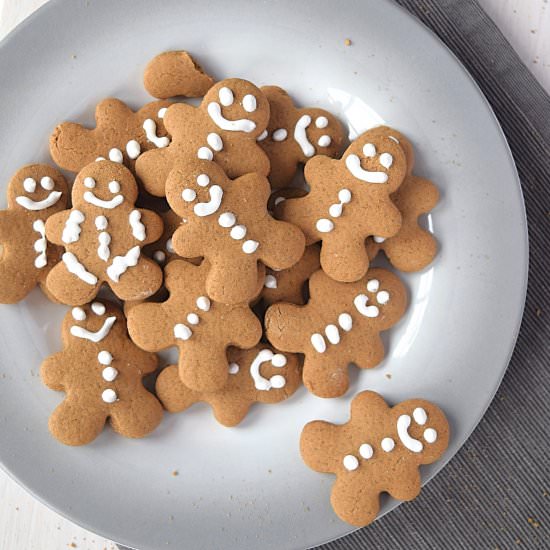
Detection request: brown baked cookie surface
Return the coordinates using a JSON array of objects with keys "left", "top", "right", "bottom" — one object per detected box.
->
[
  {"left": 0, "top": 164, "right": 68, "bottom": 303},
  {"left": 50, "top": 98, "right": 172, "bottom": 175},
  {"left": 44, "top": 161, "right": 163, "bottom": 305},
  {"left": 300, "top": 390, "right": 449, "bottom": 526},
  {"left": 40, "top": 300, "right": 163, "bottom": 446},
  {"left": 265, "top": 267, "right": 407, "bottom": 398},
  {"left": 156, "top": 345, "right": 302, "bottom": 426},
  {"left": 126, "top": 259, "right": 262, "bottom": 393}
]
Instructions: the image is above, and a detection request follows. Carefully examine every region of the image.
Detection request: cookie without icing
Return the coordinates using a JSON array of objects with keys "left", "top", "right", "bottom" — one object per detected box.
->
[
  {"left": 165, "top": 159, "right": 305, "bottom": 305},
  {"left": 135, "top": 78, "right": 271, "bottom": 196},
  {"left": 126, "top": 259, "right": 262, "bottom": 393},
  {"left": 0, "top": 164, "right": 68, "bottom": 303},
  {"left": 279, "top": 129, "right": 407, "bottom": 281},
  {"left": 156, "top": 345, "right": 302, "bottom": 427},
  {"left": 258, "top": 85, "right": 345, "bottom": 188},
  {"left": 44, "top": 161, "right": 164, "bottom": 305},
  {"left": 300, "top": 390, "right": 450, "bottom": 526},
  {"left": 40, "top": 301, "right": 163, "bottom": 446},
  {"left": 50, "top": 98, "right": 172, "bottom": 175},
  {"left": 265, "top": 268, "right": 407, "bottom": 398},
  {"left": 144, "top": 51, "right": 216, "bottom": 99}
]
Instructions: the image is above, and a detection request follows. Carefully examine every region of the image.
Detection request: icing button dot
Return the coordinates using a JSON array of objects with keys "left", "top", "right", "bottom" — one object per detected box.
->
[
  {"left": 359, "top": 443, "right": 374, "bottom": 459},
  {"left": 218, "top": 212, "right": 236, "bottom": 228},
  {"left": 98, "top": 351, "right": 113, "bottom": 365},
  {"left": 187, "top": 313, "right": 200, "bottom": 325},
  {"left": 196, "top": 296, "right": 211, "bottom": 312},
  {"left": 182, "top": 188, "right": 197, "bottom": 202},
  {"left": 228, "top": 363, "right": 240, "bottom": 374},
  {"left": 101, "top": 388, "right": 117, "bottom": 403},
  {"left": 84, "top": 177, "right": 96, "bottom": 189},
  {"left": 196, "top": 174, "right": 210, "bottom": 187},
  {"left": 270, "top": 375, "right": 286, "bottom": 389},
  {"left": 343, "top": 455, "right": 359, "bottom": 471},
  {"left": 242, "top": 240, "right": 259, "bottom": 254},
  {"left": 230, "top": 225, "right": 247, "bottom": 240},
  {"left": 102, "top": 366, "right": 118, "bottom": 382},
  {"left": 153, "top": 250, "right": 166, "bottom": 263},
  {"left": 197, "top": 146, "right": 213, "bottom": 160},
  {"left": 109, "top": 148, "right": 123, "bottom": 163}
]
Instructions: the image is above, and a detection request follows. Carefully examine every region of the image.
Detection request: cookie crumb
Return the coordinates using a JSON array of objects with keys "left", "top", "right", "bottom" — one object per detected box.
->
[
  {"left": 527, "top": 517, "right": 540, "bottom": 528},
  {"left": 344, "top": 38, "right": 352, "bottom": 47},
  {"left": 536, "top": 308, "right": 542, "bottom": 317},
  {"left": 171, "top": 470, "right": 179, "bottom": 477},
  {"left": 268, "top": 469, "right": 272, "bottom": 474},
  {"left": 71, "top": 54, "right": 77, "bottom": 59},
  {"left": 68, "top": 544, "right": 77, "bottom": 548},
  {"left": 385, "top": 373, "right": 392, "bottom": 379}
]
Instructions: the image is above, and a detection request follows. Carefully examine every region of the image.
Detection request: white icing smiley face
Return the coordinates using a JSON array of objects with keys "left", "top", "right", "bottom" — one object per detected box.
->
[
  {"left": 353, "top": 278, "right": 390, "bottom": 319},
  {"left": 14, "top": 175, "right": 63, "bottom": 212},
  {"left": 69, "top": 302, "right": 117, "bottom": 343},
  {"left": 345, "top": 140, "right": 395, "bottom": 184},
  {"left": 82, "top": 176, "right": 125, "bottom": 209},
  {"left": 203, "top": 80, "right": 268, "bottom": 137}
]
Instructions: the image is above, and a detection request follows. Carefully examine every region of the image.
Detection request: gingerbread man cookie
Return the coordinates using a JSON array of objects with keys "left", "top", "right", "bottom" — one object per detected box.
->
[
  {"left": 0, "top": 164, "right": 68, "bottom": 303},
  {"left": 262, "top": 244, "right": 320, "bottom": 307},
  {"left": 50, "top": 98, "right": 171, "bottom": 174},
  {"left": 279, "top": 129, "right": 407, "bottom": 282},
  {"left": 265, "top": 268, "right": 407, "bottom": 397},
  {"left": 135, "top": 78, "right": 271, "bottom": 196},
  {"left": 300, "top": 391, "right": 450, "bottom": 526},
  {"left": 40, "top": 301, "right": 163, "bottom": 446},
  {"left": 364, "top": 127, "right": 439, "bottom": 272},
  {"left": 44, "top": 161, "right": 163, "bottom": 305},
  {"left": 144, "top": 51, "right": 215, "bottom": 99},
  {"left": 258, "top": 86, "right": 345, "bottom": 188},
  {"left": 127, "top": 259, "right": 262, "bottom": 392},
  {"left": 165, "top": 159, "right": 305, "bottom": 304},
  {"left": 156, "top": 345, "right": 302, "bottom": 427}
]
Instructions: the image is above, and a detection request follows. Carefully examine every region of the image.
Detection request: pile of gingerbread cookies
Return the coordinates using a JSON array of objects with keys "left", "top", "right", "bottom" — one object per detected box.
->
[{"left": 0, "top": 51, "right": 450, "bottom": 527}]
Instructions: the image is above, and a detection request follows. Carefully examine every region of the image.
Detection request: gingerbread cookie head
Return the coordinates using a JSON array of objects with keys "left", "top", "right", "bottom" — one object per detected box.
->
[
  {"left": 165, "top": 158, "right": 305, "bottom": 304},
  {"left": 258, "top": 86, "right": 345, "bottom": 188},
  {"left": 202, "top": 79, "right": 270, "bottom": 141},
  {"left": 41, "top": 300, "right": 163, "bottom": 446},
  {"left": 144, "top": 51, "right": 215, "bottom": 99},
  {"left": 44, "top": 161, "right": 163, "bottom": 305},
  {"left": 49, "top": 98, "right": 171, "bottom": 174},
  {"left": 156, "top": 345, "right": 302, "bottom": 427},
  {"left": 0, "top": 165, "right": 69, "bottom": 303},
  {"left": 300, "top": 391, "right": 450, "bottom": 526},
  {"left": 265, "top": 268, "right": 407, "bottom": 397},
  {"left": 126, "top": 259, "right": 262, "bottom": 393},
  {"left": 279, "top": 129, "right": 407, "bottom": 282}
]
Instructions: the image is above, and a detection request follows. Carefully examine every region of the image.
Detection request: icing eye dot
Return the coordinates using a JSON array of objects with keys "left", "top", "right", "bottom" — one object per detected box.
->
[
  {"left": 315, "top": 116, "right": 329, "bottom": 129},
  {"left": 363, "top": 143, "right": 376, "bottom": 157},
  {"left": 153, "top": 250, "right": 166, "bottom": 263},
  {"left": 257, "top": 130, "right": 268, "bottom": 142},
  {"left": 376, "top": 290, "right": 390, "bottom": 304},
  {"left": 101, "top": 388, "right": 117, "bottom": 403},
  {"left": 187, "top": 313, "right": 200, "bottom": 325},
  {"left": 182, "top": 188, "right": 197, "bottom": 202},
  {"left": 109, "top": 148, "right": 124, "bottom": 163},
  {"left": 91, "top": 302, "right": 106, "bottom": 316},
  {"left": 84, "top": 177, "right": 96, "bottom": 189},
  {"left": 71, "top": 307, "right": 86, "bottom": 321},
  {"left": 317, "top": 135, "right": 332, "bottom": 147},
  {"left": 98, "top": 351, "right": 113, "bottom": 365},
  {"left": 366, "top": 279, "right": 380, "bottom": 292},
  {"left": 270, "top": 375, "right": 286, "bottom": 389},
  {"left": 379, "top": 152, "right": 393, "bottom": 169},
  {"left": 218, "top": 86, "right": 234, "bottom": 106},
  {"left": 228, "top": 363, "right": 240, "bottom": 374},
  {"left": 424, "top": 428, "right": 438, "bottom": 443},
  {"left": 23, "top": 178, "right": 37, "bottom": 193},
  {"left": 40, "top": 176, "right": 55, "bottom": 190},
  {"left": 271, "top": 353, "right": 287, "bottom": 367},
  {"left": 359, "top": 443, "right": 373, "bottom": 459},
  {"left": 196, "top": 174, "right": 210, "bottom": 187},
  {"left": 242, "top": 94, "right": 257, "bottom": 113},
  {"left": 381, "top": 437, "right": 395, "bottom": 452},
  {"left": 413, "top": 407, "right": 428, "bottom": 425},
  {"left": 158, "top": 107, "right": 167, "bottom": 118},
  {"left": 196, "top": 296, "right": 211, "bottom": 312},
  {"left": 108, "top": 180, "right": 120, "bottom": 193},
  {"left": 343, "top": 455, "right": 359, "bottom": 471},
  {"left": 272, "top": 129, "right": 288, "bottom": 142}
]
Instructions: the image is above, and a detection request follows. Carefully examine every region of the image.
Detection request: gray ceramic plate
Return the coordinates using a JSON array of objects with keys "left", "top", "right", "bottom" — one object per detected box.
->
[{"left": 0, "top": 1, "right": 527, "bottom": 549}]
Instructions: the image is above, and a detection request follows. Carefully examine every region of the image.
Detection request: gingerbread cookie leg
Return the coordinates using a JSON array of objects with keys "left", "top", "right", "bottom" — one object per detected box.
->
[
  {"left": 45, "top": 259, "right": 101, "bottom": 305},
  {"left": 49, "top": 396, "right": 107, "bottom": 446},
  {"left": 319, "top": 235, "right": 371, "bottom": 284},
  {"left": 109, "top": 391, "right": 163, "bottom": 438}
]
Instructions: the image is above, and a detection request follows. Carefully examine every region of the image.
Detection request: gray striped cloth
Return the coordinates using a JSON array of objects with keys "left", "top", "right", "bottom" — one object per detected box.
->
[
  {"left": 119, "top": 1, "right": 549, "bottom": 548},
  {"left": 319, "top": 0, "right": 550, "bottom": 548}
]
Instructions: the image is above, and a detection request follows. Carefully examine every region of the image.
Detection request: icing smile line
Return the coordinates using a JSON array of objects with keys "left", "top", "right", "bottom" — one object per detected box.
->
[
  {"left": 83, "top": 191, "right": 124, "bottom": 209},
  {"left": 15, "top": 191, "right": 62, "bottom": 211},
  {"left": 70, "top": 316, "right": 117, "bottom": 342},
  {"left": 345, "top": 154, "right": 388, "bottom": 184},
  {"left": 207, "top": 102, "right": 256, "bottom": 133}
]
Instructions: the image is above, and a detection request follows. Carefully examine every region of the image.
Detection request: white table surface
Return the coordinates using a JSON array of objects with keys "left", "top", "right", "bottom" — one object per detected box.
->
[{"left": 0, "top": 0, "right": 548, "bottom": 549}]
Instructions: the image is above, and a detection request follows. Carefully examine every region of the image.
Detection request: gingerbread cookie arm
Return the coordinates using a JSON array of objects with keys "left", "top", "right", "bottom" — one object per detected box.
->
[
  {"left": 44, "top": 210, "right": 73, "bottom": 246},
  {"left": 109, "top": 390, "right": 164, "bottom": 439},
  {"left": 135, "top": 208, "right": 164, "bottom": 245},
  {"left": 107, "top": 255, "right": 163, "bottom": 302},
  {"left": 127, "top": 302, "right": 175, "bottom": 352},
  {"left": 300, "top": 420, "right": 343, "bottom": 472},
  {"left": 121, "top": 338, "right": 159, "bottom": 375},
  {"left": 384, "top": 466, "right": 422, "bottom": 501},
  {"left": 264, "top": 302, "right": 308, "bottom": 352},
  {"left": 0, "top": 210, "right": 14, "bottom": 237},
  {"left": 257, "top": 217, "right": 305, "bottom": 270},
  {"left": 45, "top": 261, "right": 101, "bottom": 306},
  {"left": 224, "top": 307, "right": 262, "bottom": 349},
  {"left": 320, "top": 233, "right": 371, "bottom": 283},
  {"left": 171, "top": 223, "right": 207, "bottom": 259},
  {"left": 134, "top": 147, "right": 174, "bottom": 197},
  {"left": 330, "top": 477, "right": 381, "bottom": 527},
  {"left": 218, "top": 139, "right": 271, "bottom": 178},
  {"left": 178, "top": 341, "right": 230, "bottom": 393},
  {"left": 48, "top": 396, "right": 107, "bottom": 446},
  {"left": 40, "top": 352, "right": 66, "bottom": 390},
  {"left": 155, "top": 365, "right": 197, "bottom": 412},
  {"left": 49, "top": 123, "right": 101, "bottom": 172}
]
